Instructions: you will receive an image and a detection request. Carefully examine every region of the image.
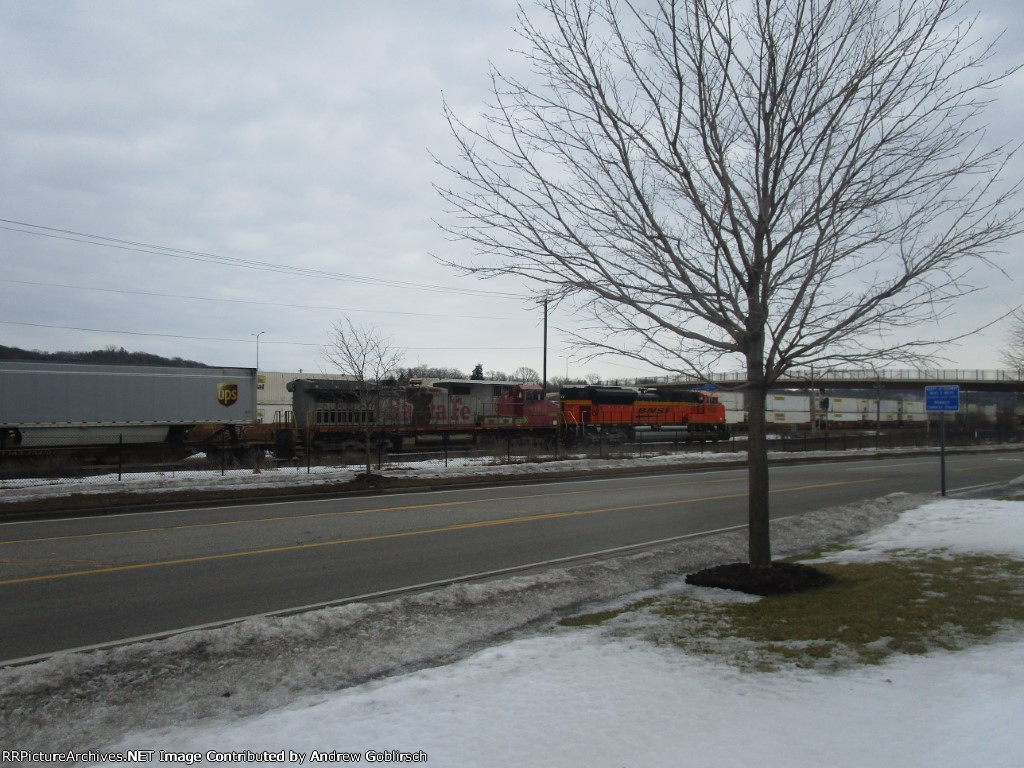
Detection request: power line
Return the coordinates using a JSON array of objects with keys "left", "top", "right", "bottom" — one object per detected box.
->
[
  {"left": 0, "top": 218, "right": 524, "bottom": 299},
  {"left": 0, "top": 320, "right": 539, "bottom": 352},
  {"left": 0, "top": 278, "right": 515, "bottom": 321},
  {"left": 0, "top": 320, "right": 289, "bottom": 346}
]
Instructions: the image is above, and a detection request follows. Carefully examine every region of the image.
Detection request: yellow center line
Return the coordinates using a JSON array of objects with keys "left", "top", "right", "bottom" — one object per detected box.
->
[
  {"left": 0, "top": 477, "right": 879, "bottom": 587},
  {"left": 0, "top": 476, "right": 743, "bottom": 547}
]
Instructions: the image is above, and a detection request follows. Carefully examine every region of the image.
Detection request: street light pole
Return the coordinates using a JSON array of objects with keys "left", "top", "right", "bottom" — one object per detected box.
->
[{"left": 253, "top": 331, "right": 265, "bottom": 371}]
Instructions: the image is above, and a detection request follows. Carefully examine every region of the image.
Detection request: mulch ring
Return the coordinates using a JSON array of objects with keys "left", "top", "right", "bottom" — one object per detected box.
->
[{"left": 686, "top": 561, "right": 834, "bottom": 596}]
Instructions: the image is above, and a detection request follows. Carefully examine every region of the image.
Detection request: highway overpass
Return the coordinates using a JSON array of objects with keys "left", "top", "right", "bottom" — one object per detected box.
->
[{"left": 614, "top": 369, "right": 1024, "bottom": 394}]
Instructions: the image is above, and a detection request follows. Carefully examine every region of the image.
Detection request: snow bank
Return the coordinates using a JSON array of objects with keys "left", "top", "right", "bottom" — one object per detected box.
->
[
  {"left": 94, "top": 628, "right": 1024, "bottom": 768},
  {"left": 816, "top": 498, "right": 1024, "bottom": 562}
]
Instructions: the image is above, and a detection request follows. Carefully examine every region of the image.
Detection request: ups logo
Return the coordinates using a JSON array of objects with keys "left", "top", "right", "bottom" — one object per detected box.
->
[{"left": 216, "top": 382, "right": 239, "bottom": 407}]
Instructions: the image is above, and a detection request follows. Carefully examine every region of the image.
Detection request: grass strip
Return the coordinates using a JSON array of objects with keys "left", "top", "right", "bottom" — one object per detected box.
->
[{"left": 560, "top": 554, "right": 1024, "bottom": 672}]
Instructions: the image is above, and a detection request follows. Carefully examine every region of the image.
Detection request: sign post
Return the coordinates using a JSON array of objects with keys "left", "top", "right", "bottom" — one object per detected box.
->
[{"left": 925, "top": 385, "right": 960, "bottom": 496}]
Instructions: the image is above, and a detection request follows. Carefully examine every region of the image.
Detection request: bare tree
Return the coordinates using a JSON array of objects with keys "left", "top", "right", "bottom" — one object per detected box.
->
[
  {"left": 322, "top": 317, "right": 405, "bottom": 477},
  {"left": 1002, "top": 310, "right": 1024, "bottom": 370},
  {"left": 512, "top": 365, "right": 542, "bottom": 382},
  {"left": 437, "top": 0, "right": 1022, "bottom": 570}
]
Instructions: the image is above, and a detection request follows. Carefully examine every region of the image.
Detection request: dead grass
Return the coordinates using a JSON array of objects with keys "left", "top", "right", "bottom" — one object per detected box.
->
[{"left": 560, "top": 553, "right": 1024, "bottom": 672}]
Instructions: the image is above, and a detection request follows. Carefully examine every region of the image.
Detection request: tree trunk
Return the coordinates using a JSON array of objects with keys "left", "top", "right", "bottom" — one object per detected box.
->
[
  {"left": 745, "top": 378, "right": 772, "bottom": 568},
  {"left": 746, "top": 237, "right": 771, "bottom": 568}
]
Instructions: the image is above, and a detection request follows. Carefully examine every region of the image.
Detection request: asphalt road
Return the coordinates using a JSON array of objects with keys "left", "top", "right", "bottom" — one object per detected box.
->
[{"left": 2, "top": 451, "right": 1022, "bottom": 662}]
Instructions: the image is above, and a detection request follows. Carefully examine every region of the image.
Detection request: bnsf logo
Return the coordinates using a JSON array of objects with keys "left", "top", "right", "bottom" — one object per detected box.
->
[
  {"left": 216, "top": 382, "right": 239, "bottom": 407},
  {"left": 637, "top": 407, "right": 671, "bottom": 415}
]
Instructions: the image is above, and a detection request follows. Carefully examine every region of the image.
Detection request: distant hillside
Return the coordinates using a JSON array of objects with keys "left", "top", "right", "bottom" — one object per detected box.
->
[{"left": 0, "top": 345, "right": 209, "bottom": 368}]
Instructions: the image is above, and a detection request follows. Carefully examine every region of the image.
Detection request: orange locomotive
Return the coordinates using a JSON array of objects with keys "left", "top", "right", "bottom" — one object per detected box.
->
[{"left": 558, "top": 385, "right": 729, "bottom": 443}]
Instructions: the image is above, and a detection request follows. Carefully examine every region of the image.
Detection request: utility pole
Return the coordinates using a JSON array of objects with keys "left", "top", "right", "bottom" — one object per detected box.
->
[
  {"left": 809, "top": 366, "right": 815, "bottom": 435},
  {"left": 874, "top": 373, "right": 882, "bottom": 449}
]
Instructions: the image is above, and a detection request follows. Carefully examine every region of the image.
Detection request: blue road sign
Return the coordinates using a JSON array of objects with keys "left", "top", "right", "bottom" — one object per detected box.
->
[{"left": 925, "top": 385, "right": 960, "bottom": 412}]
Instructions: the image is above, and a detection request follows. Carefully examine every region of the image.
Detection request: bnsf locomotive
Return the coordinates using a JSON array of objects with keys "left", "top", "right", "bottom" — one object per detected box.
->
[{"left": 559, "top": 385, "right": 729, "bottom": 442}]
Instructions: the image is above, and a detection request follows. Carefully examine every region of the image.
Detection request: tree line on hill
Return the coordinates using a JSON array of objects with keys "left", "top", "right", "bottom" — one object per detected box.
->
[{"left": 0, "top": 345, "right": 209, "bottom": 368}]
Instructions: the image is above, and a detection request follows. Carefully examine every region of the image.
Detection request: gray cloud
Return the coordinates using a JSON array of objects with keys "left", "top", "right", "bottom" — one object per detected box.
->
[{"left": 1, "top": 0, "right": 1019, "bottom": 379}]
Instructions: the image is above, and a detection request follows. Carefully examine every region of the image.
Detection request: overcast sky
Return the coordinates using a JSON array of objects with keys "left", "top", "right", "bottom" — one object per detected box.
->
[{"left": 1, "top": 1, "right": 1020, "bottom": 380}]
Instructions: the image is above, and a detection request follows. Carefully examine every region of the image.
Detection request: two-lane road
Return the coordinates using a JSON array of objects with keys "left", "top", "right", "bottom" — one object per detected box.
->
[{"left": 2, "top": 451, "right": 1021, "bottom": 662}]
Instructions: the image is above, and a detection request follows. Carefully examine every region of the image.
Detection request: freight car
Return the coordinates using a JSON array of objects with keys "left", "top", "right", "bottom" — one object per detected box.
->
[
  {"left": 0, "top": 361, "right": 259, "bottom": 462},
  {"left": 713, "top": 391, "right": 998, "bottom": 430}
]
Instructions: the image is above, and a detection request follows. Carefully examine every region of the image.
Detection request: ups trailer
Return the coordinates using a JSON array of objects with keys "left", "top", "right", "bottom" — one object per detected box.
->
[{"left": 0, "top": 361, "right": 257, "bottom": 458}]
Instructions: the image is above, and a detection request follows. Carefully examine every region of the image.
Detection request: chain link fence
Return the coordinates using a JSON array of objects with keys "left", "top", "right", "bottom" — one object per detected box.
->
[{"left": 1, "top": 425, "right": 1020, "bottom": 496}]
